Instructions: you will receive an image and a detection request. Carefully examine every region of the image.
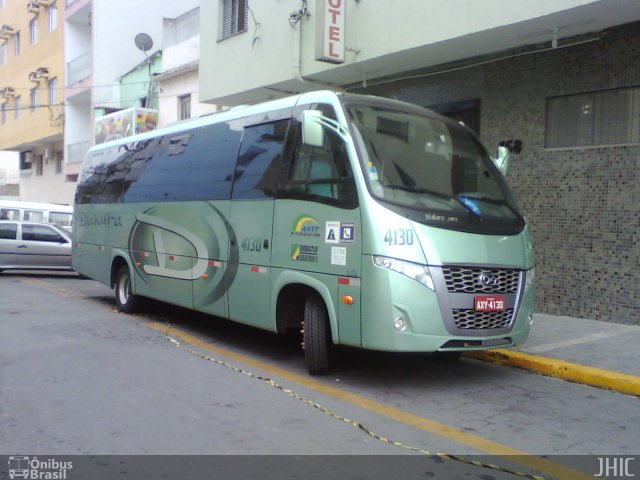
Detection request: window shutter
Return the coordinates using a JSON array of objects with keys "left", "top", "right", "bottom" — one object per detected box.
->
[{"left": 222, "top": 0, "right": 232, "bottom": 38}]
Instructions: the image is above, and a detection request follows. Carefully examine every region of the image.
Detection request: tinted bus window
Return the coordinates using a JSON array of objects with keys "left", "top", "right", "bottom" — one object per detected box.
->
[
  {"left": 186, "top": 122, "right": 241, "bottom": 201},
  {"left": 122, "top": 135, "right": 192, "bottom": 203},
  {"left": 232, "top": 120, "right": 289, "bottom": 200},
  {"left": 76, "top": 147, "right": 126, "bottom": 204}
]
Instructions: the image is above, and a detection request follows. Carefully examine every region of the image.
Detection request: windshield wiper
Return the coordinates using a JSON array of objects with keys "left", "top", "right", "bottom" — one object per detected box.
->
[{"left": 383, "top": 184, "right": 452, "bottom": 200}]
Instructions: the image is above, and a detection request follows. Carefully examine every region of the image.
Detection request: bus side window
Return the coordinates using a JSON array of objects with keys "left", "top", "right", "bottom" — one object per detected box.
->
[
  {"left": 280, "top": 120, "right": 358, "bottom": 209},
  {"left": 232, "top": 120, "right": 289, "bottom": 200},
  {"left": 186, "top": 122, "right": 240, "bottom": 201}
]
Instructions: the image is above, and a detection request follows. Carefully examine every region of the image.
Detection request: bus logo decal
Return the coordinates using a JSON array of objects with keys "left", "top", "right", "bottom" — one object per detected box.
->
[
  {"left": 133, "top": 212, "right": 210, "bottom": 280},
  {"left": 291, "top": 215, "right": 321, "bottom": 238},
  {"left": 128, "top": 204, "right": 239, "bottom": 307}
]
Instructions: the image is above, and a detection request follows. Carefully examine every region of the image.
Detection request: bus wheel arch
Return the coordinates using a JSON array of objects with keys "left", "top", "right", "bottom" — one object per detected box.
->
[
  {"left": 111, "top": 256, "right": 141, "bottom": 313},
  {"left": 274, "top": 278, "right": 336, "bottom": 375}
]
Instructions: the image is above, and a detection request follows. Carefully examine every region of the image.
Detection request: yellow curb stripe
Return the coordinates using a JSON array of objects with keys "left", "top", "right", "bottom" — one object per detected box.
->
[
  {"left": 146, "top": 321, "right": 591, "bottom": 480},
  {"left": 465, "top": 349, "right": 640, "bottom": 397}
]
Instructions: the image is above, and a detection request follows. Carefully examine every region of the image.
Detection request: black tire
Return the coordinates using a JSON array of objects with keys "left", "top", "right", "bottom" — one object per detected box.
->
[
  {"left": 114, "top": 265, "right": 141, "bottom": 313},
  {"left": 303, "top": 296, "right": 332, "bottom": 375}
]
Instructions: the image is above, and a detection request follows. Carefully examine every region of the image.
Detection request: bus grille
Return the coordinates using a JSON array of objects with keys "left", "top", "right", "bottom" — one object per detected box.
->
[
  {"left": 453, "top": 309, "right": 514, "bottom": 329},
  {"left": 442, "top": 266, "right": 520, "bottom": 294}
]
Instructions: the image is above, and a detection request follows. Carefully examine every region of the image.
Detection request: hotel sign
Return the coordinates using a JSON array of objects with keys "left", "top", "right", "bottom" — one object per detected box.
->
[{"left": 316, "top": 0, "right": 345, "bottom": 64}]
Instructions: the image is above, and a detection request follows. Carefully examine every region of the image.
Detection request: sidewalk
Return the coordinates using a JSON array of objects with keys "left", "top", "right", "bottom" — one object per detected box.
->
[{"left": 465, "top": 313, "right": 640, "bottom": 396}]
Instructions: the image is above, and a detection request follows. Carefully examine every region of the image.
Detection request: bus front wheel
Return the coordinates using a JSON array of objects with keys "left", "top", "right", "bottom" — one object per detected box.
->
[
  {"left": 303, "top": 296, "right": 332, "bottom": 375},
  {"left": 115, "top": 265, "right": 141, "bottom": 314}
]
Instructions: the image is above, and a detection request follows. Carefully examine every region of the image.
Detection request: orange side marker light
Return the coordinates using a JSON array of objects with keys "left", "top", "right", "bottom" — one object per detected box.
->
[{"left": 341, "top": 295, "right": 354, "bottom": 305}]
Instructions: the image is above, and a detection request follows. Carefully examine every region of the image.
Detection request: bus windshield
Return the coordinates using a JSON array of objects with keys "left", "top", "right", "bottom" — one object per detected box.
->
[{"left": 344, "top": 101, "right": 525, "bottom": 235}]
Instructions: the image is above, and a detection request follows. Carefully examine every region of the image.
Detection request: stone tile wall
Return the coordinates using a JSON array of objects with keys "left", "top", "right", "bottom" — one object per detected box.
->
[{"left": 354, "top": 24, "right": 640, "bottom": 324}]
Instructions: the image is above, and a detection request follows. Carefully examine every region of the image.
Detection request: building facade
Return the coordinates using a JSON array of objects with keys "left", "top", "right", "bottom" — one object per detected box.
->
[
  {"left": 155, "top": 7, "right": 219, "bottom": 128},
  {"left": 199, "top": 0, "right": 639, "bottom": 324},
  {"left": 0, "top": 0, "right": 69, "bottom": 204},
  {"left": 63, "top": 0, "right": 200, "bottom": 195}
]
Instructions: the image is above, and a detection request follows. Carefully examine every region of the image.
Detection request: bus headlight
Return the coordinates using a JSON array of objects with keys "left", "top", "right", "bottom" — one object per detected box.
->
[
  {"left": 373, "top": 256, "right": 434, "bottom": 290},
  {"left": 525, "top": 267, "right": 535, "bottom": 291}
]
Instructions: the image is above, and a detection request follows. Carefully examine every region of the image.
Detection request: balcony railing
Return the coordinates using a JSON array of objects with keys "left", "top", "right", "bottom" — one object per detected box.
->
[
  {"left": 67, "top": 51, "right": 91, "bottom": 86},
  {"left": 67, "top": 140, "right": 90, "bottom": 164}
]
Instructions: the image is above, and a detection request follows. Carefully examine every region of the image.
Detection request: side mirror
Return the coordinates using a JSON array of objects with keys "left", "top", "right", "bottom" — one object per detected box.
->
[
  {"left": 493, "top": 145, "right": 510, "bottom": 176},
  {"left": 57, "top": 235, "right": 69, "bottom": 244},
  {"left": 301, "top": 110, "right": 325, "bottom": 148}
]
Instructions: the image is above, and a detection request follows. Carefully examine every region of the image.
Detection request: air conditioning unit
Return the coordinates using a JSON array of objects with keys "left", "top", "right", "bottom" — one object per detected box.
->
[
  {"left": 27, "top": 2, "right": 40, "bottom": 13},
  {"left": 35, "top": 0, "right": 52, "bottom": 6},
  {"left": 36, "top": 67, "right": 49, "bottom": 78},
  {"left": 0, "top": 25, "right": 15, "bottom": 37},
  {"left": 0, "top": 87, "right": 15, "bottom": 97},
  {"left": 29, "top": 71, "right": 38, "bottom": 82}
]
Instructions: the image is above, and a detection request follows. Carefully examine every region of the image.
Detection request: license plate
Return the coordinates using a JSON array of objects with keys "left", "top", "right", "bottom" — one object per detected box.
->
[{"left": 474, "top": 295, "right": 506, "bottom": 312}]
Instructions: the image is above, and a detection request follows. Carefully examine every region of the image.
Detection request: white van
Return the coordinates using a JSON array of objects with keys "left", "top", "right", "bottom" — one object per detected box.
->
[{"left": 0, "top": 200, "right": 73, "bottom": 232}]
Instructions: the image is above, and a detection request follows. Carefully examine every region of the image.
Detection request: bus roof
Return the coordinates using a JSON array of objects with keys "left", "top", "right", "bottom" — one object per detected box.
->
[{"left": 86, "top": 90, "right": 346, "bottom": 156}]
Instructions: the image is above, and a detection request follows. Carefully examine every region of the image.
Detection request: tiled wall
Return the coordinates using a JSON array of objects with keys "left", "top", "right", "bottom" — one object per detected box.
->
[{"left": 354, "top": 24, "right": 640, "bottom": 324}]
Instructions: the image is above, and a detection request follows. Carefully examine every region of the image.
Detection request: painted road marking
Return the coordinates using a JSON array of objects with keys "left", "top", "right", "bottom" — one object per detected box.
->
[{"left": 145, "top": 322, "right": 591, "bottom": 480}]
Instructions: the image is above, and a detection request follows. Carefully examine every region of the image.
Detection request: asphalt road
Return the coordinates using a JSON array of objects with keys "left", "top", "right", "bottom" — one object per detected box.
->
[{"left": 1, "top": 272, "right": 637, "bottom": 479}]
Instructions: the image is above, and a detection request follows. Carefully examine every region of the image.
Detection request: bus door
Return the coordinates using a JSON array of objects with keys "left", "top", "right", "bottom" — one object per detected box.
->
[
  {"left": 273, "top": 105, "right": 362, "bottom": 346},
  {"left": 227, "top": 118, "right": 291, "bottom": 329}
]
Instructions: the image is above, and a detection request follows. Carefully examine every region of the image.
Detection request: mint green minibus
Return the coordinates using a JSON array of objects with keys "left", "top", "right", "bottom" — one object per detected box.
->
[{"left": 72, "top": 91, "right": 535, "bottom": 374}]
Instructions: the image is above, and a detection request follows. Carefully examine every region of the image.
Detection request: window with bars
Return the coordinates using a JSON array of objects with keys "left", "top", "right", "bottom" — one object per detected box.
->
[
  {"left": 179, "top": 94, "right": 191, "bottom": 120},
  {"left": 0, "top": 43, "right": 6, "bottom": 65},
  {"left": 546, "top": 86, "right": 640, "bottom": 148},
  {"left": 221, "top": 0, "right": 248, "bottom": 39},
  {"left": 30, "top": 88, "right": 38, "bottom": 113},
  {"left": 48, "top": 77, "right": 57, "bottom": 105},
  {"left": 14, "top": 31, "right": 20, "bottom": 56},
  {"left": 35, "top": 155, "right": 43, "bottom": 176},
  {"left": 29, "top": 18, "right": 38, "bottom": 44},
  {"left": 55, "top": 152, "right": 63, "bottom": 174},
  {"left": 14, "top": 96, "right": 21, "bottom": 119},
  {"left": 1, "top": 103, "right": 6, "bottom": 124},
  {"left": 48, "top": 2, "right": 58, "bottom": 32}
]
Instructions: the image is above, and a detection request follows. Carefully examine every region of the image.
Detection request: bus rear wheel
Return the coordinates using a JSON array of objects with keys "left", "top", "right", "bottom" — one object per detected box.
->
[
  {"left": 115, "top": 265, "right": 141, "bottom": 314},
  {"left": 303, "top": 296, "right": 332, "bottom": 375}
]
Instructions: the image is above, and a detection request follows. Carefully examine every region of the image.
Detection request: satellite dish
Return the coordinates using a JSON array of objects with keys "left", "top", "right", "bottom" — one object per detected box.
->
[{"left": 134, "top": 33, "right": 153, "bottom": 53}]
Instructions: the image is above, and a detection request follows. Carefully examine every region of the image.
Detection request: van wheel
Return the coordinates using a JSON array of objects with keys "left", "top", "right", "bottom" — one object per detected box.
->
[
  {"left": 115, "top": 265, "right": 141, "bottom": 313},
  {"left": 303, "top": 296, "right": 332, "bottom": 375}
]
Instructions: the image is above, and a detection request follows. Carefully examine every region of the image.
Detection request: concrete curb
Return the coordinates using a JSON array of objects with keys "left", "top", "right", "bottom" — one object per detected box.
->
[{"left": 464, "top": 349, "right": 640, "bottom": 397}]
